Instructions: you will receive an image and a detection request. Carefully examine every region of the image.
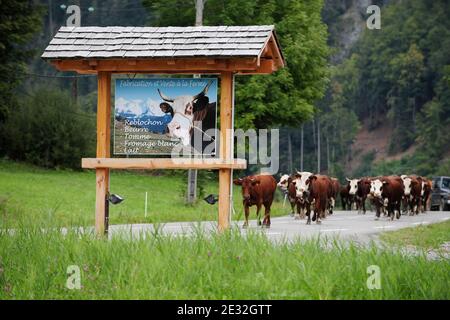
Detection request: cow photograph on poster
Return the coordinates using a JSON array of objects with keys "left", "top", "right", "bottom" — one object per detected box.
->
[{"left": 114, "top": 78, "right": 218, "bottom": 156}]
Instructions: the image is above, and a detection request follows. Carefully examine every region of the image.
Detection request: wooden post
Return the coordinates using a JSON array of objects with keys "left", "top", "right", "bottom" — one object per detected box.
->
[
  {"left": 95, "top": 71, "right": 111, "bottom": 235},
  {"left": 218, "top": 72, "right": 233, "bottom": 231}
]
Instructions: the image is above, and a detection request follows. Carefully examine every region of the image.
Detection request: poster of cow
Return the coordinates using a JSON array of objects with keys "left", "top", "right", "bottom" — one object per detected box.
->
[{"left": 114, "top": 78, "right": 218, "bottom": 156}]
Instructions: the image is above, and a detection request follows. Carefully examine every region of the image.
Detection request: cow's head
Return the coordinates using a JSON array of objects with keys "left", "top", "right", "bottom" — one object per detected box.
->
[
  {"left": 293, "top": 171, "right": 313, "bottom": 199},
  {"left": 346, "top": 178, "right": 360, "bottom": 195},
  {"left": 277, "top": 174, "right": 290, "bottom": 192},
  {"left": 234, "top": 177, "right": 260, "bottom": 203},
  {"left": 167, "top": 113, "right": 192, "bottom": 146},
  {"left": 400, "top": 175, "right": 413, "bottom": 196},
  {"left": 370, "top": 179, "right": 387, "bottom": 198},
  {"left": 158, "top": 81, "right": 212, "bottom": 119},
  {"left": 167, "top": 120, "right": 190, "bottom": 145}
]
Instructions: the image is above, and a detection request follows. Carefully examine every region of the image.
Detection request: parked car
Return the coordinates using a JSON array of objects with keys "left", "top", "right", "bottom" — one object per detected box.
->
[{"left": 430, "top": 176, "right": 450, "bottom": 211}]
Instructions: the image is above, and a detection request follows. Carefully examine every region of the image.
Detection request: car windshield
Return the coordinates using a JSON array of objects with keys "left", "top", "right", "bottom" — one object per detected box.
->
[{"left": 442, "top": 178, "right": 450, "bottom": 189}]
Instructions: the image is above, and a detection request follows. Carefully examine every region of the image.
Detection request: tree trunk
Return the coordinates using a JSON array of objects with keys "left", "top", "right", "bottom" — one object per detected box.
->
[
  {"left": 300, "top": 125, "right": 304, "bottom": 172},
  {"left": 287, "top": 131, "right": 293, "bottom": 174},
  {"left": 326, "top": 136, "right": 330, "bottom": 174},
  {"left": 317, "top": 117, "right": 321, "bottom": 174},
  {"left": 195, "top": 0, "right": 204, "bottom": 26}
]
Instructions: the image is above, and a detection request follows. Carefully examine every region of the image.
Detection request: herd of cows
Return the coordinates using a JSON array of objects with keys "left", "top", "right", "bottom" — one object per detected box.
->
[{"left": 233, "top": 173, "right": 433, "bottom": 228}]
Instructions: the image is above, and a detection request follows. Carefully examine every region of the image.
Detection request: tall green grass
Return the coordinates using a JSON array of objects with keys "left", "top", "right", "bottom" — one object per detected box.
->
[{"left": 0, "top": 224, "right": 448, "bottom": 299}]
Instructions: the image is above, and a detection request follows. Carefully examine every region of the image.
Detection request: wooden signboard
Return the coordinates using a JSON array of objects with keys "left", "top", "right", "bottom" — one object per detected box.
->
[{"left": 42, "top": 25, "right": 285, "bottom": 235}]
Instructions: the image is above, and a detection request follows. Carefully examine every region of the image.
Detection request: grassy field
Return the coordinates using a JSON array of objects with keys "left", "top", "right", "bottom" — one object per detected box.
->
[
  {"left": 381, "top": 220, "right": 450, "bottom": 250},
  {"left": 0, "top": 224, "right": 449, "bottom": 299},
  {"left": 0, "top": 160, "right": 288, "bottom": 227}
]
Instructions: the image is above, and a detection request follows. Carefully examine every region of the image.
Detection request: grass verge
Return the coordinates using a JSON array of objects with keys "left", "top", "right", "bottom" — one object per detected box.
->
[
  {"left": 0, "top": 224, "right": 449, "bottom": 299},
  {"left": 380, "top": 220, "right": 450, "bottom": 250}
]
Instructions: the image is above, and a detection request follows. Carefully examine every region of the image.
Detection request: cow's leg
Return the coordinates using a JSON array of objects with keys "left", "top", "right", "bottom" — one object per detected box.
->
[
  {"left": 294, "top": 201, "right": 301, "bottom": 220},
  {"left": 315, "top": 209, "right": 322, "bottom": 224},
  {"left": 362, "top": 198, "right": 366, "bottom": 214},
  {"left": 263, "top": 203, "right": 271, "bottom": 228},
  {"left": 313, "top": 200, "right": 321, "bottom": 224},
  {"left": 402, "top": 198, "right": 408, "bottom": 215},
  {"left": 418, "top": 198, "right": 423, "bottom": 213},
  {"left": 413, "top": 197, "right": 419, "bottom": 215},
  {"left": 290, "top": 201, "right": 296, "bottom": 218},
  {"left": 300, "top": 203, "right": 306, "bottom": 219},
  {"left": 256, "top": 204, "right": 262, "bottom": 226},
  {"left": 408, "top": 198, "right": 413, "bottom": 215},
  {"left": 306, "top": 204, "right": 311, "bottom": 225},
  {"left": 243, "top": 204, "right": 249, "bottom": 228},
  {"left": 388, "top": 202, "right": 395, "bottom": 221},
  {"left": 295, "top": 202, "right": 300, "bottom": 220}
]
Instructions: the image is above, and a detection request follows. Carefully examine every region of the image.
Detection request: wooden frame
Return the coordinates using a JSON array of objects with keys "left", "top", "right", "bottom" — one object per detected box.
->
[
  {"left": 50, "top": 58, "right": 278, "bottom": 75},
  {"left": 82, "top": 158, "right": 246, "bottom": 170},
  {"left": 87, "top": 71, "right": 243, "bottom": 235},
  {"left": 95, "top": 72, "right": 111, "bottom": 235}
]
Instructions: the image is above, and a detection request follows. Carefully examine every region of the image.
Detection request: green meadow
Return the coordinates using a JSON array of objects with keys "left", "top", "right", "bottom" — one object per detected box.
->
[{"left": 0, "top": 160, "right": 287, "bottom": 227}]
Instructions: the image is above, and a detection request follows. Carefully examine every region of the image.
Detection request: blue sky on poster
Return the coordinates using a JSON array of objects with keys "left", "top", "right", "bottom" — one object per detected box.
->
[{"left": 114, "top": 78, "right": 218, "bottom": 117}]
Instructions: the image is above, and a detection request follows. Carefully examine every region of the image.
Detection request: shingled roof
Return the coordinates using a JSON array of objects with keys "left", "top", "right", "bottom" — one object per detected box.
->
[{"left": 42, "top": 25, "right": 283, "bottom": 62}]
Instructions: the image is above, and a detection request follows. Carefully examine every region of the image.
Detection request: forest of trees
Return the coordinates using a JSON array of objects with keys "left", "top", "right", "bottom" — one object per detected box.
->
[
  {"left": 278, "top": 0, "right": 450, "bottom": 179},
  {"left": 0, "top": 0, "right": 449, "bottom": 178},
  {"left": 324, "top": 0, "right": 450, "bottom": 177}
]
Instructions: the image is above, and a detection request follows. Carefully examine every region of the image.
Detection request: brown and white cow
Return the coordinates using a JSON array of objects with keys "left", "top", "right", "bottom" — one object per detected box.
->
[
  {"left": 400, "top": 175, "right": 423, "bottom": 215},
  {"left": 292, "top": 172, "right": 314, "bottom": 219},
  {"left": 420, "top": 177, "right": 432, "bottom": 212},
  {"left": 370, "top": 176, "right": 403, "bottom": 220},
  {"left": 345, "top": 178, "right": 360, "bottom": 210},
  {"left": 234, "top": 175, "right": 277, "bottom": 228},
  {"left": 277, "top": 174, "right": 296, "bottom": 217},
  {"left": 295, "top": 174, "right": 331, "bottom": 224}
]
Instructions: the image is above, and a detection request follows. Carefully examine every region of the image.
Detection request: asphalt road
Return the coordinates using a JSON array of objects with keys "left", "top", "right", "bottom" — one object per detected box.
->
[{"left": 108, "top": 210, "right": 450, "bottom": 243}]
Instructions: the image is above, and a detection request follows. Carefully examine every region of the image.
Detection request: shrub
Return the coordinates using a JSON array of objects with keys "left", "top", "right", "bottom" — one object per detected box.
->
[{"left": 3, "top": 88, "right": 95, "bottom": 168}]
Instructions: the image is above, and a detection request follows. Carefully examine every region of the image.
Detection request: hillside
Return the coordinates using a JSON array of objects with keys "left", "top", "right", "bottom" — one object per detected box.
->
[
  {"left": 320, "top": 0, "right": 450, "bottom": 177},
  {"left": 346, "top": 120, "right": 417, "bottom": 175}
]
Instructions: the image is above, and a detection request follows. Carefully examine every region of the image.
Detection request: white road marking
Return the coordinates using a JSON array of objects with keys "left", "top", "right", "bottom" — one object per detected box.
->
[
  {"left": 374, "top": 226, "right": 395, "bottom": 229},
  {"left": 412, "top": 221, "right": 430, "bottom": 225}
]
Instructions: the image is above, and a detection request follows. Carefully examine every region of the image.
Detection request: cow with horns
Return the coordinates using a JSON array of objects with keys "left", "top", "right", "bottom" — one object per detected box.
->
[{"left": 158, "top": 80, "right": 214, "bottom": 147}]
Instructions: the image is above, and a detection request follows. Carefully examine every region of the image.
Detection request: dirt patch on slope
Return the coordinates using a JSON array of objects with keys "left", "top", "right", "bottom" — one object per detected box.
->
[{"left": 346, "top": 120, "right": 415, "bottom": 174}]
